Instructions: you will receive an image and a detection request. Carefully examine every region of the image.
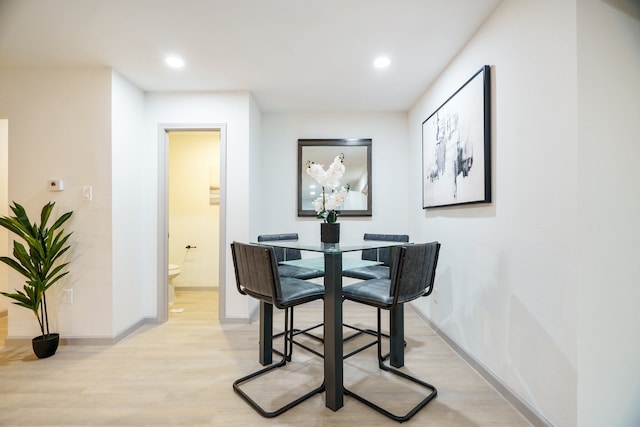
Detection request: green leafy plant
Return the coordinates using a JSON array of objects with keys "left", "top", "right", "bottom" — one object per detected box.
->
[{"left": 0, "top": 201, "right": 73, "bottom": 337}]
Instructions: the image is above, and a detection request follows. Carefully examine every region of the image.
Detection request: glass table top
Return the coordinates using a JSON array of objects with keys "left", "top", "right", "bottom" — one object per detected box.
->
[
  {"left": 280, "top": 257, "right": 381, "bottom": 270},
  {"left": 252, "top": 240, "right": 406, "bottom": 254}
]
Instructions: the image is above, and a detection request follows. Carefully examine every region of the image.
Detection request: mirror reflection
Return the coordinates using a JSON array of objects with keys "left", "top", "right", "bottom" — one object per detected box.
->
[{"left": 298, "top": 139, "right": 372, "bottom": 217}]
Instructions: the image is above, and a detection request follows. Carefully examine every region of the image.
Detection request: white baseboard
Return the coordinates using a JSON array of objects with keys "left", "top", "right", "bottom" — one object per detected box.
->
[
  {"left": 175, "top": 286, "right": 217, "bottom": 291},
  {"left": 3, "top": 317, "right": 157, "bottom": 347},
  {"left": 409, "top": 304, "right": 552, "bottom": 427}
]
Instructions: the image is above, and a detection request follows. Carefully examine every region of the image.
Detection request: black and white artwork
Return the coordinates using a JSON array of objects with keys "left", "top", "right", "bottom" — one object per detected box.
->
[{"left": 422, "top": 65, "right": 491, "bottom": 209}]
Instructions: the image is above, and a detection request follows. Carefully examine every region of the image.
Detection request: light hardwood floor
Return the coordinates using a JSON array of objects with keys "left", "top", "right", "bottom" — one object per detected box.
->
[{"left": 0, "top": 291, "right": 532, "bottom": 426}]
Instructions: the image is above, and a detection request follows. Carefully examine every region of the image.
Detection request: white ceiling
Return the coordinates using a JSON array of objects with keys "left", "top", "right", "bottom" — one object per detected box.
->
[{"left": 0, "top": 0, "right": 502, "bottom": 112}]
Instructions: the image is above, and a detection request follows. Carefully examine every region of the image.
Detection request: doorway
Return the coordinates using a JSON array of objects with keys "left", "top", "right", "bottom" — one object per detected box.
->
[{"left": 157, "top": 124, "right": 227, "bottom": 324}]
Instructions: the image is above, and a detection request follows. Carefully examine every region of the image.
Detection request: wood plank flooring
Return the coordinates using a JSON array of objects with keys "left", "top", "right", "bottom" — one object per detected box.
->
[{"left": 0, "top": 291, "right": 532, "bottom": 426}]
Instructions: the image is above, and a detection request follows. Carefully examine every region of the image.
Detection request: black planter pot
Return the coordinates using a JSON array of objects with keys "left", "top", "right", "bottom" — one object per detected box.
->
[
  {"left": 321, "top": 222, "right": 340, "bottom": 244},
  {"left": 32, "top": 333, "right": 59, "bottom": 359}
]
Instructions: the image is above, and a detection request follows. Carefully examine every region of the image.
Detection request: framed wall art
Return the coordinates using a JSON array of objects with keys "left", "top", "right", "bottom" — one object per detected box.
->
[{"left": 422, "top": 65, "right": 491, "bottom": 209}]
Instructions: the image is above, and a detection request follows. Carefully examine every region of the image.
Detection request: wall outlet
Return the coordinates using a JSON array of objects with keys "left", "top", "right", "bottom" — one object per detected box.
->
[
  {"left": 47, "top": 179, "right": 64, "bottom": 191},
  {"left": 62, "top": 289, "right": 73, "bottom": 304}
]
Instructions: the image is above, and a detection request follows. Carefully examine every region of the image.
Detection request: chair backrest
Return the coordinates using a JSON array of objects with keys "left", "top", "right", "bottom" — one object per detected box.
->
[
  {"left": 362, "top": 233, "right": 410, "bottom": 267},
  {"left": 257, "top": 233, "right": 302, "bottom": 262},
  {"left": 231, "top": 241, "right": 282, "bottom": 305},
  {"left": 389, "top": 242, "right": 440, "bottom": 305}
]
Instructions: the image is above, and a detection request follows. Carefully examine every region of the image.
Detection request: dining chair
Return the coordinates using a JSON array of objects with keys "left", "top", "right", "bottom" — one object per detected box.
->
[
  {"left": 230, "top": 241, "right": 325, "bottom": 417},
  {"left": 342, "top": 233, "right": 409, "bottom": 280},
  {"left": 257, "top": 233, "right": 324, "bottom": 358},
  {"left": 341, "top": 233, "right": 410, "bottom": 360},
  {"left": 257, "top": 233, "right": 324, "bottom": 279},
  {"left": 341, "top": 242, "right": 440, "bottom": 423}
]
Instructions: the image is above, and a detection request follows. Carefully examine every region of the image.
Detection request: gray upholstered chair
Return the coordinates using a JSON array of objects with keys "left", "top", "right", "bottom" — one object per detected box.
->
[
  {"left": 231, "top": 242, "right": 325, "bottom": 417},
  {"left": 257, "top": 233, "right": 324, "bottom": 358},
  {"left": 257, "top": 233, "right": 324, "bottom": 280},
  {"left": 341, "top": 233, "right": 410, "bottom": 359},
  {"left": 342, "top": 233, "right": 409, "bottom": 280},
  {"left": 342, "top": 242, "right": 440, "bottom": 423}
]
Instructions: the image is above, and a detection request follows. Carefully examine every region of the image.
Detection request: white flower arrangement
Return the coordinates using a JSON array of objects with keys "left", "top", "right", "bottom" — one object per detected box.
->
[{"left": 306, "top": 154, "right": 350, "bottom": 223}]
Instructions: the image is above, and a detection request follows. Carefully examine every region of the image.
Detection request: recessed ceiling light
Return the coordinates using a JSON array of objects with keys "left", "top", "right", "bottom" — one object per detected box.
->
[
  {"left": 373, "top": 56, "right": 391, "bottom": 69},
  {"left": 165, "top": 56, "right": 185, "bottom": 69}
]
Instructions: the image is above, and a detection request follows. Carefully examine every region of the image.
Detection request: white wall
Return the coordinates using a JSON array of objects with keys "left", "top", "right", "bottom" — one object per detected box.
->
[
  {"left": 260, "top": 112, "right": 409, "bottom": 241},
  {"left": 408, "top": 1, "right": 578, "bottom": 425},
  {"left": 249, "top": 96, "right": 262, "bottom": 250},
  {"left": 145, "top": 91, "right": 255, "bottom": 320},
  {"left": 111, "top": 71, "right": 149, "bottom": 335},
  {"left": 168, "top": 131, "right": 220, "bottom": 288},
  {"left": 577, "top": 1, "right": 640, "bottom": 426},
  {"left": 0, "top": 67, "right": 115, "bottom": 338}
]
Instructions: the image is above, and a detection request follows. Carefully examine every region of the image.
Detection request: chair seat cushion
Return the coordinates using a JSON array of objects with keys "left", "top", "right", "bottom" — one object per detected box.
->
[
  {"left": 278, "top": 277, "right": 325, "bottom": 306},
  {"left": 342, "top": 279, "right": 393, "bottom": 308},
  {"left": 342, "top": 265, "right": 390, "bottom": 280},
  {"left": 278, "top": 264, "right": 324, "bottom": 280}
]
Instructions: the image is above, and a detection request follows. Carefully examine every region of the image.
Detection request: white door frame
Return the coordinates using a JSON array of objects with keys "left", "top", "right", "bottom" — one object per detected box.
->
[
  {"left": 0, "top": 119, "right": 8, "bottom": 313},
  {"left": 157, "top": 123, "right": 227, "bottom": 323}
]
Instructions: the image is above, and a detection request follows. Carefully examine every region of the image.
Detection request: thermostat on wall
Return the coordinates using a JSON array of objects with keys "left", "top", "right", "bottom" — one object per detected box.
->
[{"left": 47, "top": 179, "right": 64, "bottom": 191}]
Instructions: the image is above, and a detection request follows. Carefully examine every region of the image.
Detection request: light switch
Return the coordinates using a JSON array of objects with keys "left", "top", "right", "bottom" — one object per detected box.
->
[
  {"left": 82, "top": 186, "right": 93, "bottom": 201},
  {"left": 62, "top": 289, "right": 73, "bottom": 304}
]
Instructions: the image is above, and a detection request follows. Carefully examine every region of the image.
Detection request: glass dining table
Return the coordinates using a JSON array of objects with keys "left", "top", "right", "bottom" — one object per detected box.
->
[{"left": 254, "top": 240, "right": 407, "bottom": 412}]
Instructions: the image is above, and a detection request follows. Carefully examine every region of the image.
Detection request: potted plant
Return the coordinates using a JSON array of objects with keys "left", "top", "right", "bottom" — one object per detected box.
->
[{"left": 0, "top": 201, "right": 73, "bottom": 358}]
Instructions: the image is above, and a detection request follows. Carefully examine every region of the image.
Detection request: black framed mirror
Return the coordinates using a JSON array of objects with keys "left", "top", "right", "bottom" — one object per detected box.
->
[{"left": 297, "top": 138, "right": 372, "bottom": 217}]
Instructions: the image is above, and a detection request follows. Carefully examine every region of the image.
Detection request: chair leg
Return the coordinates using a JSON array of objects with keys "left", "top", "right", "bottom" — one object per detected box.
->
[
  {"left": 271, "top": 307, "right": 401, "bottom": 361},
  {"left": 342, "top": 323, "right": 378, "bottom": 359},
  {"left": 275, "top": 319, "right": 406, "bottom": 361},
  {"left": 342, "top": 323, "right": 407, "bottom": 360},
  {"left": 273, "top": 306, "right": 325, "bottom": 343},
  {"left": 275, "top": 322, "right": 400, "bottom": 361},
  {"left": 272, "top": 307, "right": 325, "bottom": 359},
  {"left": 233, "top": 308, "right": 325, "bottom": 418},
  {"left": 344, "top": 308, "right": 437, "bottom": 423}
]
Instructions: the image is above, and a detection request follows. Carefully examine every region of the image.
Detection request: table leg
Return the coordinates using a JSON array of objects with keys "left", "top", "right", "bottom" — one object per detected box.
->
[
  {"left": 324, "top": 252, "right": 344, "bottom": 411},
  {"left": 389, "top": 303, "right": 404, "bottom": 368},
  {"left": 259, "top": 301, "right": 273, "bottom": 366}
]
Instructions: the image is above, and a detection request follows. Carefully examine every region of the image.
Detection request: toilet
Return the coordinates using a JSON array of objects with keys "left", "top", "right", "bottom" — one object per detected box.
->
[{"left": 168, "top": 264, "right": 181, "bottom": 305}]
